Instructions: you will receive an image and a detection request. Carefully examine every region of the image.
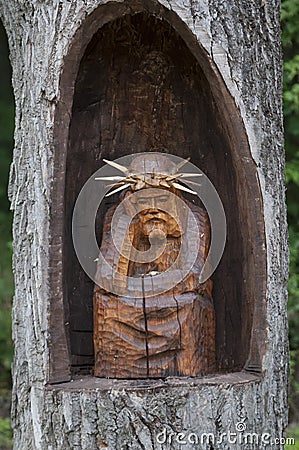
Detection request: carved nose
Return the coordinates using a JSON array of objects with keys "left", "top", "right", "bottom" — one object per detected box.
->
[
  {"left": 146, "top": 202, "right": 159, "bottom": 212},
  {"left": 149, "top": 198, "right": 157, "bottom": 209}
]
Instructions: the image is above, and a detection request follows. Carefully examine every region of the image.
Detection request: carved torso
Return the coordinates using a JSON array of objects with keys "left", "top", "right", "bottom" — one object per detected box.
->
[{"left": 93, "top": 195, "right": 215, "bottom": 378}]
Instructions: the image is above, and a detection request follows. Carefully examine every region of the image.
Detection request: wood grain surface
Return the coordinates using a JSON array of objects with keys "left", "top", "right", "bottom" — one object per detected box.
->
[{"left": 94, "top": 192, "right": 215, "bottom": 378}]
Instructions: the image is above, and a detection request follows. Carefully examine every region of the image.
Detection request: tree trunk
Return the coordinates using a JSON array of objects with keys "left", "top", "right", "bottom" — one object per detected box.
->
[{"left": 0, "top": 0, "right": 288, "bottom": 449}]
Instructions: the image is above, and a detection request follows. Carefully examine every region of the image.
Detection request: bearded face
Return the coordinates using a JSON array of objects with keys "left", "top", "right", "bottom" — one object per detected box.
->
[{"left": 125, "top": 188, "right": 183, "bottom": 239}]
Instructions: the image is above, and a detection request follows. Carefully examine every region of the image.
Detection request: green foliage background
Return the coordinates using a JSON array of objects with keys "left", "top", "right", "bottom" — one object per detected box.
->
[
  {"left": 0, "top": 0, "right": 298, "bottom": 436},
  {"left": 0, "top": 23, "right": 13, "bottom": 390}
]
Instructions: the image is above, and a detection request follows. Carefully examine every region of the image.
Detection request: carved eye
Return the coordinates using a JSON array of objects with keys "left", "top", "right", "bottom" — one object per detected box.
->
[
  {"left": 157, "top": 195, "right": 169, "bottom": 203},
  {"left": 136, "top": 198, "right": 149, "bottom": 205},
  {"left": 137, "top": 195, "right": 169, "bottom": 205}
]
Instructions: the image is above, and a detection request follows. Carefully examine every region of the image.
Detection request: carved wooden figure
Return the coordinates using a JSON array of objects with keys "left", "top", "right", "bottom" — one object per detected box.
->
[{"left": 94, "top": 154, "right": 215, "bottom": 378}]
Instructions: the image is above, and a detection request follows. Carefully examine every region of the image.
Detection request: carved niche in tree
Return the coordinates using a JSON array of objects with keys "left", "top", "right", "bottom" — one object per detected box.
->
[{"left": 93, "top": 154, "right": 215, "bottom": 378}]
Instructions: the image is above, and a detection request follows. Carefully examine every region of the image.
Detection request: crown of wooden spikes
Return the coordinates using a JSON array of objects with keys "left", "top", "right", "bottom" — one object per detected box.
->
[{"left": 95, "top": 154, "right": 202, "bottom": 197}]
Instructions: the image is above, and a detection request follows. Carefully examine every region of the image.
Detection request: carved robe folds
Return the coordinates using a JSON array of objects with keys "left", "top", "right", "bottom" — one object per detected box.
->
[{"left": 94, "top": 200, "right": 215, "bottom": 378}]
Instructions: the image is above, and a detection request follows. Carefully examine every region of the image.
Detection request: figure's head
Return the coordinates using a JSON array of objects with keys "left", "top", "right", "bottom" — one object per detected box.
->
[
  {"left": 126, "top": 155, "right": 190, "bottom": 238},
  {"left": 96, "top": 153, "right": 201, "bottom": 238}
]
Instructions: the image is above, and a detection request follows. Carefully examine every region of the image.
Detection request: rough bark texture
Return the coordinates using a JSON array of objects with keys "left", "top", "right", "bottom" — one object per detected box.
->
[{"left": 0, "top": 0, "right": 288, "bottom": 449}]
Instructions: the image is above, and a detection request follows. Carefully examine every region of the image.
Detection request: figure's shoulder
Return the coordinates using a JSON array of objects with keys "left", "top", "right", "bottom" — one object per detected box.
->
[{"left": 186, "top": 200, "right": 208, "bottom": 225}]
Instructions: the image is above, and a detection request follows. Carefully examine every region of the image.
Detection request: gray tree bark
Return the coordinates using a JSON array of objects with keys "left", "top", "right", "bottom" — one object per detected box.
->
[{"left": 0, "top": 0, "right": 288, "bottom": 449}]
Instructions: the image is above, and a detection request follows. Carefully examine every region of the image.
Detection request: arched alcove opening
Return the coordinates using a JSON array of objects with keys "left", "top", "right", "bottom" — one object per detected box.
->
[{"left": 49, "top": 1, "right": 266, "bottom": 383}]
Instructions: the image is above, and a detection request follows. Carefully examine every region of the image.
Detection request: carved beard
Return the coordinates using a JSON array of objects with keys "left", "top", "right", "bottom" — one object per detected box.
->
[
  {"left": 138, "top": 210, "right": 181, "bottom": 238},
  {"left": 128, "top": 212, "right": 182, "bottom": 276}
]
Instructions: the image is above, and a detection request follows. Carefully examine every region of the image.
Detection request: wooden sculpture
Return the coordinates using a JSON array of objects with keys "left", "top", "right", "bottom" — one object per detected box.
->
[{"left": 94, "top": 154, "right": 215, "bottom": 378}]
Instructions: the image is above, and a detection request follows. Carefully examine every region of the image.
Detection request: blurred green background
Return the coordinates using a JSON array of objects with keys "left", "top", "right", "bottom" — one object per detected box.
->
[
  {"left": 0, "top": 1, "right": 299, "bottom": 447},
  {"left": 0, "top": 19, "right": 14, "bottom": 450},
  {"left": 282, "top": 2, "right": 299, "bottom": 445}
]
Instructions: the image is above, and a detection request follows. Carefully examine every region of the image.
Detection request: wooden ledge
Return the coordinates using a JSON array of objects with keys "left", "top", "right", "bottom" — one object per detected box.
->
[{"left": 46, "top": 371, "right": 261, "bottom": 392}]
